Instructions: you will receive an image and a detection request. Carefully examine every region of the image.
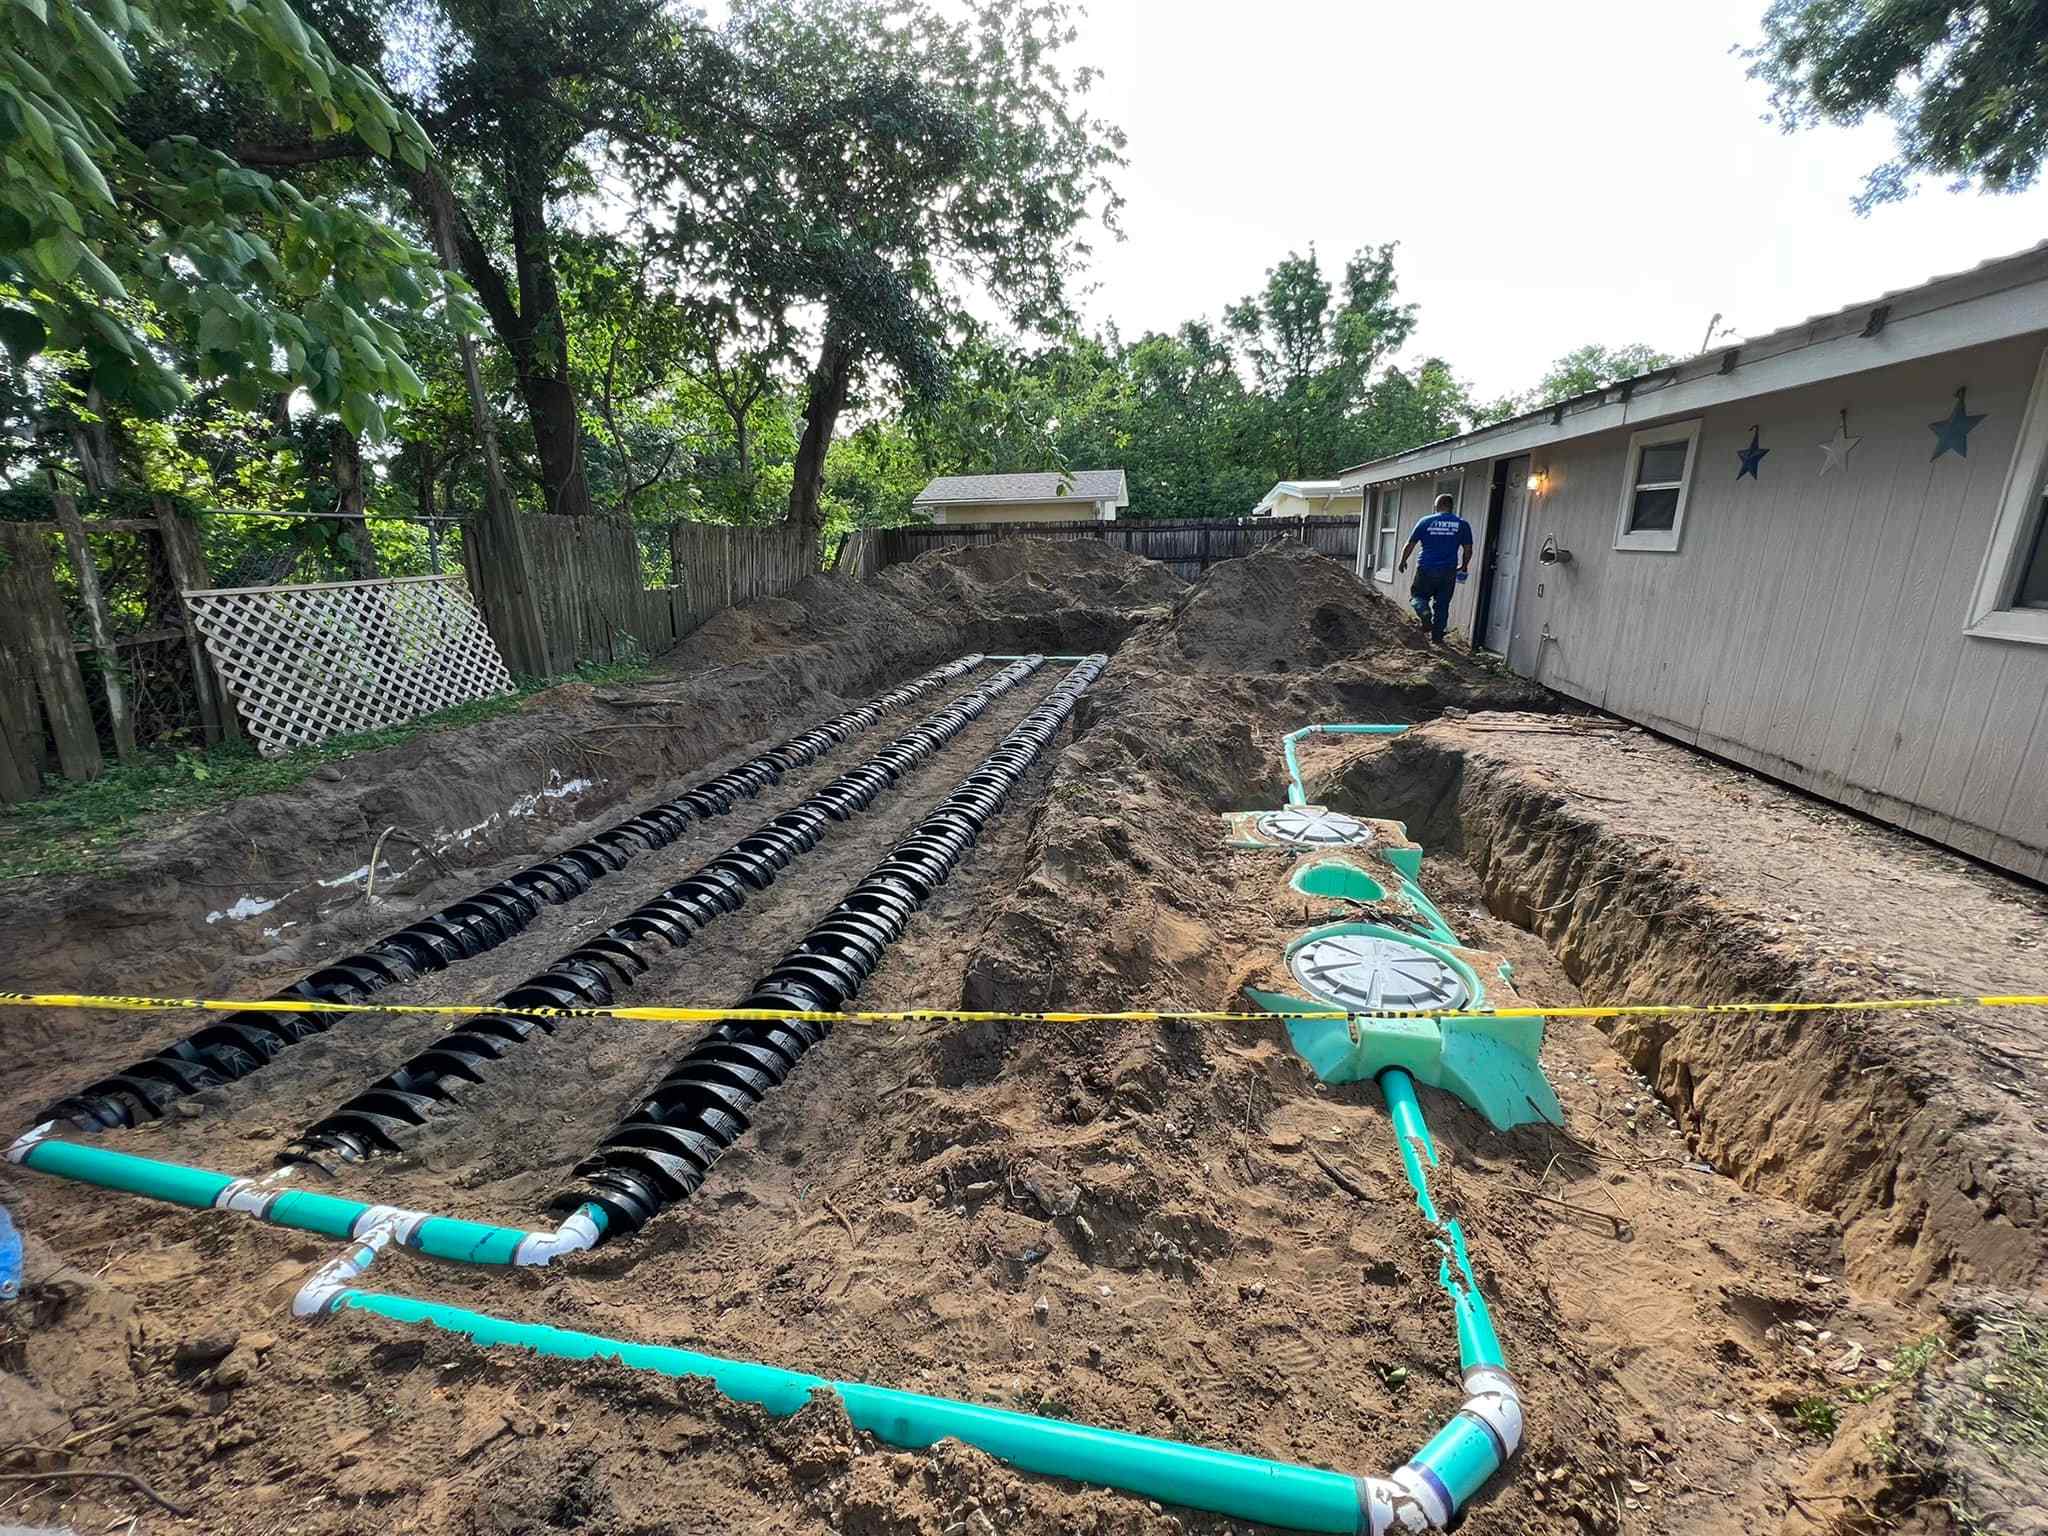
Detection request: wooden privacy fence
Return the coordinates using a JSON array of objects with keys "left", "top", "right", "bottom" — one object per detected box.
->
[
  {"left": 466, "top": 513, "right": 819, "bottom": 675},
  {"left": 0, "top": 497, "right": 235, "bottom": 803},
  {"left": 669, "top": 519, "right": 815, "bottom": 633},
  {"left": 871, "top": 516, "right": 1360, "bottom": 581}
]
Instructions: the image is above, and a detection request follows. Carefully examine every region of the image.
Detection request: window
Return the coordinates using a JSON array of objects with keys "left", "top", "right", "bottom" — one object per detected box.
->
[
  {"left": 1613, "top": 420, "right": 1700, "bottom": 553},
  {"left": 2020, "top": 497, "right": 2048, "bottom": 609},
  {"left": 1373, "top": 489, "right": 1401, "bottom": 579},
  {"left": 1967, "top": 346, "right": 2048, "bottom": 644}
]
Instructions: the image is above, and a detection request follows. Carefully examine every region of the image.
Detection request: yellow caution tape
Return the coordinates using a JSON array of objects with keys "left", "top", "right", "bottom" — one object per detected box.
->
[{"left": 0, "top": 989, "right": 2044, "bottom": 1027}]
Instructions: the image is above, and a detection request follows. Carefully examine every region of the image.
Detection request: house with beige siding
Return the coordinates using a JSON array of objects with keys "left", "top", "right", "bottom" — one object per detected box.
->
[
  {"left": 912, "top": 469, "right": 1128, "bottom": 525},
  {"left": 1251, "top": 480, "right": 1364, "bottom": 520},
  {"left": 1341, "top": 242, "right": 2048, "bottom": 881}
]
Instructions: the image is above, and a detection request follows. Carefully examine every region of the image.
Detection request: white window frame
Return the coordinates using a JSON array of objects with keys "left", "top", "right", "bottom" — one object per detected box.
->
[
  {"left": 1372, "top": 488, "right": 1402, "bottom": 580},
  {"left": 1966, "top": 344, "right": 2048, "bottom": 646},
  {"left": 1613, "top": 419, "right": 1700, "bottom": 553}
]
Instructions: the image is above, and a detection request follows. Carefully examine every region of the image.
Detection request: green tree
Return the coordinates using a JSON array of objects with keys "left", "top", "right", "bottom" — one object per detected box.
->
[
  {"left": 656, "top": 0, "right": 1125, "bottom": 552},
  {"left": 0, "top": 0, "right": 467, "bottom": 428},
  {"left": 1478, "top": 341, "right": 1676, "bottom": 422},
  {"left": 1748, "top": 1, "right": 2048, "bottom": 209},
  {"left": 1225, "top": 244, "right": 1417, "bottom": 478}
]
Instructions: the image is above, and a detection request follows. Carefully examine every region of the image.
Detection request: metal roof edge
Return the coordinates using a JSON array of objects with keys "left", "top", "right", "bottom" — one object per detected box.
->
[{"left": 1341, "top": 240, "right": 2048, "bottom": 487}]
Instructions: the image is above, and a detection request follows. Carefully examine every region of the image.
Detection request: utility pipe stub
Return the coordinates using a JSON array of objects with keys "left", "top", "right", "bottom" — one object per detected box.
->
[{"left": 1288, "top": 932, "right": 1472, "bottom": 1013}]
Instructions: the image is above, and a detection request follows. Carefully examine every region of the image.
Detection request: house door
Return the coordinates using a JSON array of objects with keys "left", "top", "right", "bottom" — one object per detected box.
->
[{"left": 1483, "top": 456, "right": 1531, "bottom": 654}]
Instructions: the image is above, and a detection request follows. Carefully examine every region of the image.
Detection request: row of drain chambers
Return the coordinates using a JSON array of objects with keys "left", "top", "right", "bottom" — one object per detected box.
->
[
  {"left": 563, "top": 653, "right": 1109, "bottom": 1238},
  {"left": 37, "top": 656, "right": 988, "bottom": 1133},
  {"left": 286, "top": 656, "right": 1057, "bottom": 1164}
]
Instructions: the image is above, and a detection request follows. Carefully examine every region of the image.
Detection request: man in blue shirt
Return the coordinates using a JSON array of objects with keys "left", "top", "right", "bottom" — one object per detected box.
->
[{"left": 1396, "top": 493, "right": 1473, "bottom": 645}]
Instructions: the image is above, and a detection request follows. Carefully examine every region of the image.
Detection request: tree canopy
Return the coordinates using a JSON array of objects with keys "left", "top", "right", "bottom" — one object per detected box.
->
[
  {"left": 1749, "top": 0, "right": 2048, "bottom": 209},
  {"left": 0, "top": 0, "right": 472, "bottom": 425}
]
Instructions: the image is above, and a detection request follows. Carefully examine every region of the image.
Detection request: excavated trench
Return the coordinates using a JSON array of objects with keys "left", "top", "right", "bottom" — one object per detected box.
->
[
  {"left": 10, "top": 542, "right": 2041, "bottom": 1536},
  {"left": 1314, "top": 730, "right": 2046, "bottom": 1304}
]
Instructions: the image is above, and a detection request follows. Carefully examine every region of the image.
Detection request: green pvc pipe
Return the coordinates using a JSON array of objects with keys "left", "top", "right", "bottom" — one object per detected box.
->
[
  {"left": 17, "top": 1137, "right": 236, "bottom": 1210},
  {"left": 1281, "top": 724, "right": 1408, "bottom": 806},
  {"left": 329, "top": 1289, "right": 1368, "bottom": 1534},
  {"left": 1378, "top": 1069, "right": 1442, "bottom": 1225},
  {"left": 1407, "top": 1413, "right": 1503, "bottom": 1513},
  {"left": 266, "top": 1187, "right": 372, "bottom": 1239},
  {"left": 12, "top": 1134, "right": 591, "bottom": 1267}
]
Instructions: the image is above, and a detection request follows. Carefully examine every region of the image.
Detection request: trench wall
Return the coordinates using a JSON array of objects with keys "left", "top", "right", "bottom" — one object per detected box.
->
[{"left": 1324, "top": 734, "right": 2046, "bottom": 1301}]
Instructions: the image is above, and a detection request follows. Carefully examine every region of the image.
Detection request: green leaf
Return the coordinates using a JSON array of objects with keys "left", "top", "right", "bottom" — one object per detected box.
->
[
  {"left": 83, "top": 306, "right": 133, "bottom": 358},
  {"left": 30, "top": 228, "right": 77, "bottom": 280},
  {"left": 0, "top": 304, "right": 45, "bottom": 362},
  {"left": 0, "top": 204, "right": 28, "bottom": 247},
  {"left": 12, "top": 0, "right": 46, "bottom": 26},
  {"left": 355, "top": 111, "right": 392, "bottom": 160},
  {"left": 197, "top": 306, "right": 239, "bottom": 353},
  {"left": 71, "top": 246, "right": 126, "bottom": 299},
  {"left": 15, "top": 94, "right": 55, "bottom": 160},
  {"left": 59, "top": 135, "right": 112, "bottom": 208}
]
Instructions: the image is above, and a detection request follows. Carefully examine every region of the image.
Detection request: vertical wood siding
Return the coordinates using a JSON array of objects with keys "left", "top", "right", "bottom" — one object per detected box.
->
[{"left": 1476, "top": 333, "right": 2048, "bottom": 881}]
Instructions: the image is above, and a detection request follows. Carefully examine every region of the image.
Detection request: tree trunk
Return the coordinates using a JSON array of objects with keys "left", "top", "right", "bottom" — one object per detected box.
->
[
  {"left": 66, "top": 382, "right": 117, "bottom": 493},
  {"left": 412, "top": 163, "right": 551, "bottom": 676},
  {"left": 331, "top": 425, "right": 379, "bottom": 579},
  {"left": 788, "top": 326, "right": 857, "bottom": 557},
  {"left": 506, "top": 153, "right": 592, "bottom": 520},
  {"left": 404, "top": 160, "right": 593, "bottom": 523}
]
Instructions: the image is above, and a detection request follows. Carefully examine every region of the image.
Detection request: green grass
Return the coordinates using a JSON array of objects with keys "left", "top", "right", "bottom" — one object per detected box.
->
[
  {"left": 0, "top": 658, "right": 651, "bottom": 882},
  {"left": 1794, "top": 1396, "right": 1840, "bottom": 1439},
  {"left": 1945, "top": 1310, "right": 2048, "bottom": 1466}
]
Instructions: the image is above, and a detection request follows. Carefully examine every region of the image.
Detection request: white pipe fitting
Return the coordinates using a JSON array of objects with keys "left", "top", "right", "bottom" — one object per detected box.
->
[
  {"left": 1350, "top": 1368, "right": 1525, "bottom": 1533},
  {"left": 4, "top": 1121, "right": 55, "bottom": 1164},
  {"left": 292, "top": 1222, "right": 395, "bottom": 1318},
  {"left": 513, "top": 1208, "right": 603, "bottom": 1266}
]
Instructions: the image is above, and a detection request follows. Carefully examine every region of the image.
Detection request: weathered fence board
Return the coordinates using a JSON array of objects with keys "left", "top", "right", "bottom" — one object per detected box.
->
[
  {"left": 871, "top": 516, "right": 1358, "bottom": 581},
  {"left": 0, "top": 520, "right": 103, "bottom": 789},
  {"left": 670, "top": 520, "right": 814, "bottom": 637}
]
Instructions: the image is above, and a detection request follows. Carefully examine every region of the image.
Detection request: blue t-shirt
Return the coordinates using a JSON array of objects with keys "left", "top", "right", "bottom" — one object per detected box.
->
[{"left": 1409, "top": 513, "right": 1473, "bottom": 570}]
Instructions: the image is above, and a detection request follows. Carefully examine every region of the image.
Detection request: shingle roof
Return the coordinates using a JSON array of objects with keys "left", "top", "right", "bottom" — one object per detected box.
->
[{"left": 913, "top": 469, "right": 1128, "bottom": 505}]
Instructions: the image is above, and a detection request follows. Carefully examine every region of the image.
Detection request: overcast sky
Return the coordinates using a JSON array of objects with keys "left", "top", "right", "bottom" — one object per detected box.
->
[{"left": 1063, "top": 0, "right": 2048, "bottom": 399}]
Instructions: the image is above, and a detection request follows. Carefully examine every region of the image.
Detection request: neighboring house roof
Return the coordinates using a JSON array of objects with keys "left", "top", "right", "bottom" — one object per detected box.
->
[
  {"left": 1342, "top": 238, "right": 2048, "bottom": 489},
  {"left": 1251, "top": 480, "right": 1364, "bottom": 515},
  {"left": 913, "top": 469, "right": 1129, "bottom": 506}
]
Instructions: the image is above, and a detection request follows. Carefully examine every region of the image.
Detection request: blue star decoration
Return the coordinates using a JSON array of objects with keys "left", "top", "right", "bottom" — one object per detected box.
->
[
  {"left": 1930, "top": 387, "right": 1987, "bottom": 460},
  {"left": 1736, "top": 425, "right": 1768, "bottom": 480}
]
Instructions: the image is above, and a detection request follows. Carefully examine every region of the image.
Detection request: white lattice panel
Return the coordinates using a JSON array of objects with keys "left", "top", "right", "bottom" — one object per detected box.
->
[{"left": 184, "top": 575, "right": 515, "bottom": 757}]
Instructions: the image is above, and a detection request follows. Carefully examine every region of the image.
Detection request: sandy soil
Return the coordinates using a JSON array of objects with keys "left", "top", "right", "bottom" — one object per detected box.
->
[{"left": 2, "top": 542, "right": 2042, "bottom": 1536}]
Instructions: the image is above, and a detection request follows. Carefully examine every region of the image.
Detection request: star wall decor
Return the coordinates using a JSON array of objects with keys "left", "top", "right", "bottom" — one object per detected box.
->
[
  {"left": 1736, "top": 425, "right": 1768, "bottom": 480},
  {"left": 1819, "top": 410, "right": 1861, "bottom": 476},
  {"left": 1930, "top": 387, "right": 1987, "bottom": 460}
]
